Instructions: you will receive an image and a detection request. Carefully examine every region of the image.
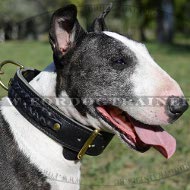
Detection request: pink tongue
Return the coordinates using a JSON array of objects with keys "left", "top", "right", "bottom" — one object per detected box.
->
[
  {"left": 97, "top": 106, "right": 176, "bottom": 159},
  {"left": 134, "top": 123, "right": 176, "bottom": 159}
]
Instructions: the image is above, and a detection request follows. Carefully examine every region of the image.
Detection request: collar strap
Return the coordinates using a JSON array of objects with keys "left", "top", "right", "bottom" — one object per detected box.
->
[{"left": 8, "top": 68, "right": 114, "bottom": 160}]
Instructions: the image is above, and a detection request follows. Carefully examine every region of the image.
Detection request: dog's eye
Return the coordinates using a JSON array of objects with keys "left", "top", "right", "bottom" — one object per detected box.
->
[
  {"left": 111, "top": 58, "right": 127, "bottom": 70},
  {"left": 114, "top": 58, "right": 126, "bottom": 65}
]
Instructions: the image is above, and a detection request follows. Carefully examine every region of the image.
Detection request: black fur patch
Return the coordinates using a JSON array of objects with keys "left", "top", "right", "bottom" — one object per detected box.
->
[{"left": 55, "top": 33, "right": 137, "bottom": 117}]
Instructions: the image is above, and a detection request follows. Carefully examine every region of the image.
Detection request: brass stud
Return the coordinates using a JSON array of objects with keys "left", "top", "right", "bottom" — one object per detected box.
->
[{"left": 53, "top": 123, "right": 61, "bottom": 131}]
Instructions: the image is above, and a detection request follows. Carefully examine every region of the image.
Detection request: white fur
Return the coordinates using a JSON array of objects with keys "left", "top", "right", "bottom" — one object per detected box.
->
[
  {"left": 104, "top": 31, "right": 183, "bottom": 125},
  {"left": 1, "top": 63, "right": 81, "bottom": 190},
  {"left": 57, "top": 91, "right": 104, "bottom": 130},
  {"left": 103, "top": 31, "right": 182, "bottom": 97}
]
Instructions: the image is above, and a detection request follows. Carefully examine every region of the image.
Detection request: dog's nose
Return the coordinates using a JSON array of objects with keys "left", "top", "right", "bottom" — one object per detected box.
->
[{"left": 167, "top": 96, "right": 189, "bottom": 117}]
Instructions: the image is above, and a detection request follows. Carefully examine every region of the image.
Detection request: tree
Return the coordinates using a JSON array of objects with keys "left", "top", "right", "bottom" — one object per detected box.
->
[
  {"left": 134, "top": 0, "right": 175, "bottom": 43},
  {"left": 157, "top": 0, "right": 174, "bottom": 43}
]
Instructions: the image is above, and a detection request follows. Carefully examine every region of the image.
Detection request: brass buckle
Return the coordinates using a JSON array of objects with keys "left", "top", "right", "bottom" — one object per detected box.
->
[
  {"left": 77, "top": 129, "right": 100, "bottom": 160},
  {"left": 0, "top": 60, "right": 24, "bottom": 91}
]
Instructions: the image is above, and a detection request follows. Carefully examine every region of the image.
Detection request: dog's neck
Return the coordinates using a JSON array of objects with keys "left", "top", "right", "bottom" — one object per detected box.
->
[{"left": 1, "top": 63, "right": 81, "bottom": 190}]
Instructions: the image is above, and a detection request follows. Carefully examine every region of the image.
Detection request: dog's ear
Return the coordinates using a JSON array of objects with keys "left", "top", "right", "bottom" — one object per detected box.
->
[
  {"left": 88, "top": 3, "right": 112, "bottom": 32},
  {"left": 49, "top": 4, "right": 86, "bottom": 55}
]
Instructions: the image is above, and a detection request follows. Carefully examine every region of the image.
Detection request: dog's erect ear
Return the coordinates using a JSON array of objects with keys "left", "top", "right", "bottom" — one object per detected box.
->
[
  {"left": 88, "top": 3, "right": 112, "bottom": 32},
  {"left": 49, "top": 4, "right": 86, "bottom": 55}
]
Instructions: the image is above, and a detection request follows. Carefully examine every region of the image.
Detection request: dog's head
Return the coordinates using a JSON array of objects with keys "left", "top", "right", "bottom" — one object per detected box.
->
[{"left": 49, "top": 4, "right": 188, "bottom": 158}]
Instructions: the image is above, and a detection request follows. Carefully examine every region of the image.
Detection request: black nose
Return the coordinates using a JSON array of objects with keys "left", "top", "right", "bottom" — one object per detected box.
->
[{"left": 167, "top": 96, "right": 189, "bottom": 117}]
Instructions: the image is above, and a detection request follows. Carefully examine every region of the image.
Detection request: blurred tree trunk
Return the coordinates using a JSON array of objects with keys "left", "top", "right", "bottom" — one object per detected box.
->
[
  {"left": 135, "top": 0, "right": 146, "bottom": 42},
  {"left": 114, "top": 0, "right": 127, "bottom": 18},
  {"left": 157, "top": 0, "right": 174, "bottom": 43},
  {"left": 81, "top": 0, "right": 92, "bottom": 29},
  {"left": 4, "top": 21, "right": 13, "bottom": 40}
]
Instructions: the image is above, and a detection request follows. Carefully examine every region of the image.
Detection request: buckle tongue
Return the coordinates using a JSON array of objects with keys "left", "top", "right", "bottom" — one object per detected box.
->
[{"left": 77, "top": 129, "right": 100, "bottom": 160}]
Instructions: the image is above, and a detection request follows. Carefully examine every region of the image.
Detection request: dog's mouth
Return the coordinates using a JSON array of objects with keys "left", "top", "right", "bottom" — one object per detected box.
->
[{"left": 95, "top": 105, "right": 176, "bottom": 159}]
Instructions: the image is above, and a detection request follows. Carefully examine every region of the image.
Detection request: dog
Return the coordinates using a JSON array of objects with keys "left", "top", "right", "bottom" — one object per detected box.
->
[{"left": 0, "top": 4, "right": 188, "bottom": 190}]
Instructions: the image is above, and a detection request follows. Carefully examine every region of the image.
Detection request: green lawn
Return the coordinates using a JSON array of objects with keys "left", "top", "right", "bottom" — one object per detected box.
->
[
  {"left": 0, "top": 40, "right": 190, "bottom": 190},
  {"left": 0, "top": 41, "right": 52, "bottom": 97}
]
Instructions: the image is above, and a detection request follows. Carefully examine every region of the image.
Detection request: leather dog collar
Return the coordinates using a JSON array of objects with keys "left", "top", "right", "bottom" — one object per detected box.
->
[{"left": 8, "top": 68, "right": 114, "bottom": 160}]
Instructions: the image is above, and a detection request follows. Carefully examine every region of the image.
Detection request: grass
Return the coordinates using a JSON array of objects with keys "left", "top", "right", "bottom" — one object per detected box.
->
[
  {"left": 0, "top": 41, "right": 52, "bottom": 97},
  {"left": 0, "top": 40, "right": 190, "bottom": 190}
]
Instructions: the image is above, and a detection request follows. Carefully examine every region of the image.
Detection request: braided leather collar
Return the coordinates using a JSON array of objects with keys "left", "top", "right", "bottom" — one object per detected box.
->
[{"left": 8, "top": 68, "right": 114, "bottom": 160}]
